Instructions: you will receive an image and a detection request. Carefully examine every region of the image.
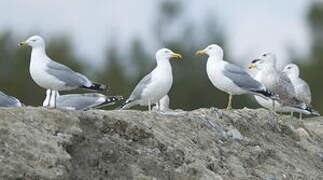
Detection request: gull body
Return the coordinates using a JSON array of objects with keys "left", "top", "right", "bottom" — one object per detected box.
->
[
  {"left": 19, "top": 35, "right": 106, "bottom": 107},
  {"left": 0, "top": 91, "right": 24, "bottom": 107},
  {"left": 247, "top": 67, "right": 290, "bottom": 112},
  {"left": 196, "top": 44, "right": 276, "bottom": 109},
  {"left": 282, "top": 64, "right": 314, "bottom": 118},
  {"left": 43, "top": 90, "right": 122, "bottom": 110},
  {"left": 282, "top": 64, "right": 311, "bottom": 105},
  {"left": 121, "top": 48, "right": 181, "bottom": 110}
]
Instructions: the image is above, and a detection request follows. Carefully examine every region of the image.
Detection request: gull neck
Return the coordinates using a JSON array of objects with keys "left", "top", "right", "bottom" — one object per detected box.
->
[
  {"left": 156, "top": 58, "right": 171, "bottom": 66},
  {"left": 31, "top": 46, "right": 47, "bottom": 63}
]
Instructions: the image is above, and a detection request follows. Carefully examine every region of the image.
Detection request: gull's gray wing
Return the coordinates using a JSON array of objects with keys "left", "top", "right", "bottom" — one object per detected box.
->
[
  {"left": 296, "top": 79, "right": 311, "bottom": 105},
  {"left": 222, "top": 63, "right": 265, "bottom": 91},
  {"left": 128, "top": 73, "right": 152, "bottom": 101},
  {"left": 0, "top": 91, "right": 23, "bottom": 107},
  {"left": 275, "top": 72, "right": 297, "bottom": 100},
  {"left": 57, "top": 93, "right": 109, "bottom": 110},
  {"left": 46, "top": 59, "right": 91, "bottom": 87}
]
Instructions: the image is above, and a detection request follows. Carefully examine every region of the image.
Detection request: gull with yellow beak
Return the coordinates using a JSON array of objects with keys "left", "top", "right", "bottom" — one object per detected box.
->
[
  {"left": 120, "top": 48, "right": 181, "bottom": 111},
  {"left": 19, "top": 35, "right": 107, "bottom": 108},
  {"left": 196, "top": 44, "right": 277, "bottom": 110}
]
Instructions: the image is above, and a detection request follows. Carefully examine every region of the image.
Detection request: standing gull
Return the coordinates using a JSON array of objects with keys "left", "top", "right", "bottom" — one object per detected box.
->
[
  {"left": 283, "top": 64, "right": 314, "bottom": 118},
  {"left": 0, "top": 91, "right": 24, "bottom": 107},
  {"left": 196, "top": 44, "right": 276, "bottom": 110},
  {"left": 248, "top": 53, "right": 319, "bottom": 117},
  {"left": 120, "top": 48, "right": 181, "bottom": 111},
  {"left": 43, "top": 90, "right": 123, "bottom": 110},
  {"left": 19, "top": 35, "right": 106, "bottom": 107}
]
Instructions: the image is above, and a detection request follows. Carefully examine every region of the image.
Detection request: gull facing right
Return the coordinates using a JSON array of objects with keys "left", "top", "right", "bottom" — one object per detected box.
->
[
  {"left": 120, "top": 48, "right": 181, "bottom": 111},
  {"left": 196, "top": 44, "right": 277, "bottom": 110}
]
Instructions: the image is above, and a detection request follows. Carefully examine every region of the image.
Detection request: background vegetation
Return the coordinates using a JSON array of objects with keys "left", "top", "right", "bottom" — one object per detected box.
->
[{"left": 0, "top": 1, "right": 322, "bottom": 112}]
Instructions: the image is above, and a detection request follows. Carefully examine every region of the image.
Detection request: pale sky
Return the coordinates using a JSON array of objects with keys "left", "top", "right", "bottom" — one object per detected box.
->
[{"left": 0, "top": 0, "right": 311, "bottom": 69}]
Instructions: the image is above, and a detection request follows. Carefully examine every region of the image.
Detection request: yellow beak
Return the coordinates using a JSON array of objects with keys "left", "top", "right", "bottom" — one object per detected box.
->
[
  {"left": 171, "top": 52, "right": 182, "bottom": 59},
  {"left": 19, "top": 41, "right": 28, "bottom": 46},
  {"left": 195, "top": 50, "right": 206, "bottom": 55},
  {"left": 248, "top": 65, "right": 257, "bottom": 69}
]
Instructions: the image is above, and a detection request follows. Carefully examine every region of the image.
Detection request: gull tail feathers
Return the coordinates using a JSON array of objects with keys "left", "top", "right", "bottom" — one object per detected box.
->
[
  {"left": 304, "top": 106, "right": 320, "bottom": 116},
  {"left": 116, "top": 99, "right": 137, "bottom": 110},
  {"left": 289, "top": 103, "right": 320, "bottom": 116},
  {"left": 103, "top": 96, "right": 124, "bottom": 106}
]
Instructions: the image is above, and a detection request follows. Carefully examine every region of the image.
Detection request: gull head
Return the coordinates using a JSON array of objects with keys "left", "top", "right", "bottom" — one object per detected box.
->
[
  {"left": 156, "top": 48, "right": 182, "bottom": 61},
  {"left": 19, "top": 35, "right": 45, "bottom": 48},
  {"left": 248, "top": 52, "right": 276, "bottom": 70},
  {"left": 282, "top": 64, "right": 300, "bottom": 77},
  {"left": 195, "top": 44, "right": 224, "bottom": 59}
]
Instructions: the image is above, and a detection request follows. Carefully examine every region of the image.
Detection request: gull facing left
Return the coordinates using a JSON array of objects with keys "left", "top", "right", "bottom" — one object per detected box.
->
[
  {"left": 19, "top": 35, "right": 106, "bottom": 107},
  {"left": 120, "top": 48, "right": 181, "bottom": 111},
  {"left": 283, "top": 64, "right": 314, "bottom": 119},
  {"left": 196, "top": 44, "right": 277, "bottom": 110}
]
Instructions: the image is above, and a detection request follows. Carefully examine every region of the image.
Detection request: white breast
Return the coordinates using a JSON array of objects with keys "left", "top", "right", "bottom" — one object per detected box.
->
[
  {"left": 139, "top": 63, "right": 173, "bottom": 105},
  {"left": 30, "top": 51, "right": 65, "bottom": 90}
]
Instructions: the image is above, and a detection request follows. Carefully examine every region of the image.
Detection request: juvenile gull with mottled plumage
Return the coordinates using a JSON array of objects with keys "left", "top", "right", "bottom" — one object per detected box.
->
[{"left": 283, "top": 64, "right": 315, "bottom": 118}]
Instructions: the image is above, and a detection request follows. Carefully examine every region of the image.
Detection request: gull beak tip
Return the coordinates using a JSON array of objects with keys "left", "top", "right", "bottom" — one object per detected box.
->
[
  {"left": 171, "top": 53, "right": 182, "bottom": 59},
  {"left": 19, "top": 41, "right": 28, "bottom": 46},
  {"left": 195, "top": 50, "right": 206, "bottom": 55},
  {"left": 248, "top": 65, "right": 257, "bottom": 69}
]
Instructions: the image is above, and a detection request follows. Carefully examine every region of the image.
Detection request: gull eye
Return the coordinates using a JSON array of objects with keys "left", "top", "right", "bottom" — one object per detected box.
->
[
  {"left": 287, "top": 67, "right": 291, "bottom": 69},
  {"left": 263, "top": 54, "right": 267, "bottom": 57},
  {"left": 31, "top": 39, "right": 36, "bottom": 42}
]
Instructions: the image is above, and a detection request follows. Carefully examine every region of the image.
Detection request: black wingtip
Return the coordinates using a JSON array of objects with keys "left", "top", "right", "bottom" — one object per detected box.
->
[
  {"left": 99, "top": 96, "right": 124, "bottom": 108},
  {"left": 116, "top": 99, "right": 131, "bottom": 110},
  {"left": 82, "top": 82, "right": 107, "bottom": 91},
  {"left": 253, "top": 89, "right": 279, "bottom": 100},
  {"left": 306, "top": 106, "right": 320, "bottom": 116},
  {"left": 105, "top": 96, "right": 123, "bottom": 104}
]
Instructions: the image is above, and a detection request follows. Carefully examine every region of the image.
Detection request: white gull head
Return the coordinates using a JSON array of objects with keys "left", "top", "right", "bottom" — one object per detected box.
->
[
  {"left": 282, "top": 64, "right": 300, "bottom": 77},
  {"left": 155, "top": 48, "right": 182, "bottom": 62},
  {"left": 19, "top": 35, "right": 45, "bottom": 49}
]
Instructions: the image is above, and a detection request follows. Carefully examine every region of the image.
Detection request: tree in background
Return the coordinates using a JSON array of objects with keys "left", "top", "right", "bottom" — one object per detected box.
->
[{"left": 295, "top": 2, "right": 323, "bottom": 112}]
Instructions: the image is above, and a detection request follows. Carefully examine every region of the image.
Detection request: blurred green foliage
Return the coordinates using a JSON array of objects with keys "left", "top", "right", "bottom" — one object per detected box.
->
[
  {"left": 0, "top": 1, "right": 321, "bottom": 112},
  {"left": 295, "top": 2, "right": 323, "bottom": 113}
]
